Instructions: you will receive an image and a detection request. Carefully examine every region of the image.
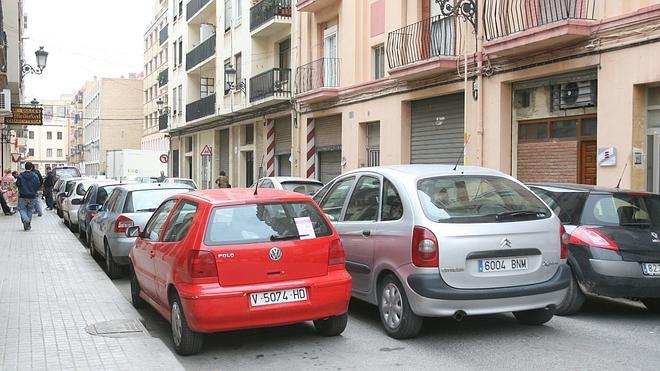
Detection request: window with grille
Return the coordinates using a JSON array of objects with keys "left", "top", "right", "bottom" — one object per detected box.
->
[{"left": 373, "top": 44, "right": 385, "bottom": 80}]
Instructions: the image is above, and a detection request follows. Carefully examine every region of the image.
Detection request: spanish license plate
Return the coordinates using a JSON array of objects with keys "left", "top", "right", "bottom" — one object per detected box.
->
[
  {"left": 642, "top": 263, "right": 660, "bottom": 276},
  {"left": 250, "top": 288, "right": 308, "bottom": 307},
  {"left": 478, "top": 257, "right": 528, "bottom": 273}
]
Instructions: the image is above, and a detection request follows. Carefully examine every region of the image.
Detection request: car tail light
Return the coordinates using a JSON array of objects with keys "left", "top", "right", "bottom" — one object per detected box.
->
[
  {"left": 328, "top": 238, "right": 346, "bottom": 267},
  {"left": 188, "top": 250, "right": 217, "bottom": 279},
  {"left": 412, "top": 226, "right": 438, "bottom": 267},
  {"left": 114, "top": 215, "right": 134, "bottom": 233},
  {"left": 568, "top": 226, "right": 619, "bottom": 252},
  {"left": 560, "top": 224, "right": 569, "bottom": 259}
]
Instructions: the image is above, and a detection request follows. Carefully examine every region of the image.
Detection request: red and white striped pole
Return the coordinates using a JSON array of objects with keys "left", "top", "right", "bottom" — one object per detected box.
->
[
  {"left": 265, "top": 119, "right": 275, "bottom": 177},
  {"left": 306, "top": 119, "right": 316, "bottom": 179}
]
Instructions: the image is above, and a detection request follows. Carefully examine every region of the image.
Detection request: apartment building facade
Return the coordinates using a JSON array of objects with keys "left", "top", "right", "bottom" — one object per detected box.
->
[
  {"left": 83, "top": 76, "right": 143, "bottom": 175},
  {"left": 67, "top": 89, "right": 85, "bottom": 171},
  {"left": 292, "top": 0, "right": 660, "bottom": 191},
  {"left": 20, "top": 97, "right": 70, "bottom": 171},
  {"left": 142, "top": 0, "right": 171, "bottom": 152}
]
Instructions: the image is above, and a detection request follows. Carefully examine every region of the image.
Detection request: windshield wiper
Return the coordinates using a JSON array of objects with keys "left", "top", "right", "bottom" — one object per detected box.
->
[
  {"left": 270, "top": 234, "right": 309, "bottom": 241},
  {"left": 620, "top": 222, "right": 651, "bottom": 227},
  {"left": 496, "top": 210, "right": 547, "bottom": 221},
  {"left": 135, "top": 208, "right": 157, "bottom": 212}
]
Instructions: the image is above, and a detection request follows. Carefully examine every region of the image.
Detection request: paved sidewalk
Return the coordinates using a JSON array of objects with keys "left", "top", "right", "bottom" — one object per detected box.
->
[{"left": 0, "top": 206, "right": 184, "bottom": 370}]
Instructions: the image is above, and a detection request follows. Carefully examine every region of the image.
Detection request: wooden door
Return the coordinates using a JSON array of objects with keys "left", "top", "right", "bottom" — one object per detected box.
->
[{"left": 579, "top": 140, "right": 597, "bottom": 185}]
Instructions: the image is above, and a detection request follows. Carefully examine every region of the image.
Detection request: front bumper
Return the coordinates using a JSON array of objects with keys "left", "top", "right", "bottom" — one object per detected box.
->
[
  {"left": 404, "top": 265, "right": 570, "bottom": 317},
  {"left": 576, "top": 258, "right": 660, "bottom": 298},
  {"left": 177, "top": 270, "right": 352, "bottom": 333},
  {"left": 106, "top": 236, "right": 136, "bottom": 265}
]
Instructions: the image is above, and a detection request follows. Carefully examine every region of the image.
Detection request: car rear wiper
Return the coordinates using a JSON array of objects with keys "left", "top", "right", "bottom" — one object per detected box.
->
[
  {"left": 270, "top": 234, "right": 309, "bottom": 241},
  {"left": 496, "top": 210, "right": 548, "bottom": 221},
  {"left": 620, "top": 222, "right": 651, "bottom": 227},
  {"left": 135, "top": 208, "right": 157, "bottom": 212}
]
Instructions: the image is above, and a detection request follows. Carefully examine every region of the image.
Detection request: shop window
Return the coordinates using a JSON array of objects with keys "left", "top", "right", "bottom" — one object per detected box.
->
[
  {"left": 518, "top": 123, "right": 547, "bottom": 141},
  {"left": 550, "top": 120, "right": 577, "bottom": 138}
]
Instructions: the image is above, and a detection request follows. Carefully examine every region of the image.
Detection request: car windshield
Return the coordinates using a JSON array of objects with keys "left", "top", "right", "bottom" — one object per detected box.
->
[
  {"left": 581, "top": 193, "right": 660, "bottom": 227},
  {"left": 281, "top": 182, "right": 323, "bottom": 195},
  {"left": 205, "top": 201, "right": 333, "bottom": 245},
  {"left": 123, "top": 188, "right": 189, "bottom": 213},
  {"left": 417, "top": 175, "right": 550, "bottom": 223},
  {"left": 55, "top": 168, "right": 80, "bottom": 178}
]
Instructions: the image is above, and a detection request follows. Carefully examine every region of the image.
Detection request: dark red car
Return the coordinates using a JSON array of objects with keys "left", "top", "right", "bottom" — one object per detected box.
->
[{"left": 127, "top": 189, "right": 352, "bottom": 355}]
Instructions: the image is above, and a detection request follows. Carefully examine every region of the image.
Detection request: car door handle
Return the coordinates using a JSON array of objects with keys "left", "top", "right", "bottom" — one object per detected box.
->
[
  {"left": 149, "top": 250, "right": 156, "bottom": 258},
  {"left": 362, "top": 230, "right": 371, "bottom": 237}
]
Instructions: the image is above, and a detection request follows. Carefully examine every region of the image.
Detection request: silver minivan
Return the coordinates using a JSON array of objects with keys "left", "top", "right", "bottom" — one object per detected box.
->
[{"left": 314, "top": 165, "right": 570, "bottom": 338}]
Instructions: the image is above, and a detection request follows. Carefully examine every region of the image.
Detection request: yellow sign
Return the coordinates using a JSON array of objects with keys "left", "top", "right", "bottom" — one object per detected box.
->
[{"left": 5, "top": 106, "right": 43, "bottom": 125}]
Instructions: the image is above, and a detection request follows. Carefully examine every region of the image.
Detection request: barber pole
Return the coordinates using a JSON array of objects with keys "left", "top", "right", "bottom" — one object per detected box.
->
[
  {"left": 306, "top": 119, "right": 316, "bottom": 179},
  {"left": 265, "top": 120, "right": 275, "bottom": 177}
]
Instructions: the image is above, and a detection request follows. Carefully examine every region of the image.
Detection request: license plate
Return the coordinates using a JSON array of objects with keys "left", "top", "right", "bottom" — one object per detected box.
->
[
  {"left": 478, "top": 257, "right": 528, "bottom": 273},
  {"left": 249, "top": 288, "right": 308, "bottom": 307},
  {"left": 642, "top": 263, "right": 660, "bottom": 276}
]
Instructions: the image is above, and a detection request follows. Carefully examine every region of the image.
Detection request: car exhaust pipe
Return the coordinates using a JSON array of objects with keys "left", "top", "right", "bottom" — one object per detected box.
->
[{"left": 453, "top": 310, "right": 466, "bottom": 322}]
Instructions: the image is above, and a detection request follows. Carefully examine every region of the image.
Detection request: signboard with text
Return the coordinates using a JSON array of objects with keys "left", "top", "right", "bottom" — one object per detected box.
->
[{"left": 5, "top": 106, "right": 43, "bottom": 126}]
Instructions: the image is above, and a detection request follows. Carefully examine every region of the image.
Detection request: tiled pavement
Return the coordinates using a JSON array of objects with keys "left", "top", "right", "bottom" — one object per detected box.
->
[{"left": 0, "top": 206, "right": 184, "bottom": 370}]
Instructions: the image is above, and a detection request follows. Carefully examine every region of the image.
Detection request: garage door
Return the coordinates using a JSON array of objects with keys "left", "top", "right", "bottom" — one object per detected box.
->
[
  {"left": 217, "top": 129, "right": 229, "bottom": 175},
  {"left": 411, "top": 93, "right": 464, "bottom": 164},
  {"left": 274, "top": 116, "right": 291, "bottom": 155},
  {"left": 318, "top": 150, "right": 341, "bottom": 184},
  {"left": 315, "top": 115, "right": 342, "bottom": 183}
]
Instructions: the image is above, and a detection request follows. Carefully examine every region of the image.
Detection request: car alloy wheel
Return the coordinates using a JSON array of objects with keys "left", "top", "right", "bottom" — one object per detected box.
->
[
  {"left": 378, "top": 274, "right": 422, "bottom": 339},
  {"left": 171, "top": 301, "right": 183, "bottom": 347},
  {"left": 381, "top": 282, "right": 403, "bottom": 329},
  {"left": 169, "top": 294, "right": 204, "bottom": 355}
]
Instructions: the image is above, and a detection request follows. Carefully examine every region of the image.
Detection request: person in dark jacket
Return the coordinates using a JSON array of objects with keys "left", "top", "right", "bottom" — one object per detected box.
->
[
  {"left": 33, "top": 168, "right": 43, "bottom": 216},
  {"left": 16, "top": 162, "right": 41, "bottom": 231},
  {"left": 43, "top": 166, "right": 55, "bottom": 210}
]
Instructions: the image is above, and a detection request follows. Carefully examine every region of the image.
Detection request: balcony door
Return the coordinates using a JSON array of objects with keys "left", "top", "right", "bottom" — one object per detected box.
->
[
  {"left": 323, "top": 26, "right": 337, "bottom": 87},
  {"left": 429, "top": 1, "right": 455, "bottom": 56}
]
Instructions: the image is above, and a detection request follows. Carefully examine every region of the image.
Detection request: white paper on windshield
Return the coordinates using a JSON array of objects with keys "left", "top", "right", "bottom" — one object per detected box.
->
[{"left": 294, "top": 217, "right": 316, "bottom": 240}]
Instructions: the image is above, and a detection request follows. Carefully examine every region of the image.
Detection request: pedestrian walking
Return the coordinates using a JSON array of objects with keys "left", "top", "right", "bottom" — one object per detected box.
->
[
  {"left": 215, "top": 171, "right": 231, "bottom": 188},
  {"left": 157, "top": 170, "right": 167, "bottom": 183},
  {"left": 1, "top": 169, "right": 16, "bottom": 215},
  {"left": 43, "top": 166, "right": 55, "bottom": 210},
  {"left": 33, "top": 167, "right": 44, "bottom": 216},
  {"left": 16, "top": 162, "right": 41, "bottom": 231}
]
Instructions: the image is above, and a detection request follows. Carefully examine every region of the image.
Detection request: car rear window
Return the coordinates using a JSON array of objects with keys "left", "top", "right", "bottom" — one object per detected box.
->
[
  {"left": 55, "top": 168, "right": 80, "bottom": 178},
  {"left": 65, "top": 181, "right": 76, "bottom": 196},
  {"left": 417, "top": 175, "right": 551, "bottom": 223},
  {"left": 97, "top": 185, "right": 118, "bottom": 205},
  {"left": 281, "top": 181, "right": 323, "bottom": 195},
  {"left": 123, "top": 188, "right": 189, "bottom": 213},
  {"left": 581, "top": 193, "right": 660, "bottom": 227},
  {"left": 205, "top": 202, "right": 333, "bottom": 245},
  {"left": 530, "top": 187, "right": 588, "bottom": 224}
]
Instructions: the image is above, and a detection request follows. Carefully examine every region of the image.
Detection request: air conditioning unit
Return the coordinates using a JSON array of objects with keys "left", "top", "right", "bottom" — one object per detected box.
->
[
  {"left": 0, "top": 89, "right": 11, "bottom": 112},
  {"left": 558, "top": 80, "right": 596, "bottom": 109}
]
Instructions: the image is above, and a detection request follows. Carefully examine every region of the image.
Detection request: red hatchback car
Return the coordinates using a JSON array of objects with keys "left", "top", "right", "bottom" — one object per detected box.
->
[{"left": 127, "top": 189, "right": 352, "bottom": 355}]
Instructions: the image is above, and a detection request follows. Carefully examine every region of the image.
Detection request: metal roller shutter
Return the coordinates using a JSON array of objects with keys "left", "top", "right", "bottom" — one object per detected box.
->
[
  {"left": 218, "top": 129, "right": 230, "bottom": 175},
  {"left": 274, "top": 117, "right": 292, "bottom": 155},
  {"left": 315, "top": 114, "right": 342, "bottom": 148},
  {"left": 411, "top": 93, "right": 464, "bottom": 164},
  {"left": 319, "top": 150, "right": 341, "bottom": 184}
]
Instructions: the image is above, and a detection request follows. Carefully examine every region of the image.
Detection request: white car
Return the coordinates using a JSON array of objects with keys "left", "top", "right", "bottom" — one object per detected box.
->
[
  {"left": 163, "top": 177, "right": 198, "bottom": 189},
  {"left": 255, "top": 177, "right": 323, "bottom": 196},
  {"left": 62, "top": 179, "right": 115, "bottom": 232}
]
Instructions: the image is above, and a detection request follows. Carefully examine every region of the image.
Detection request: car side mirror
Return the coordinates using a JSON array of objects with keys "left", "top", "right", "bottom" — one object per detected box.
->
[
  {"left": 126, "top": 226, "right": 141, "bottom": 238},
  {"left": 325, "top": 213, "right": 336, "bottom": 222},
  {"left": 88, "top": 204, "right": 101, "bottom": 212},
  {"left": 71, "top": 198, "right": 83, "bottom": 206}
]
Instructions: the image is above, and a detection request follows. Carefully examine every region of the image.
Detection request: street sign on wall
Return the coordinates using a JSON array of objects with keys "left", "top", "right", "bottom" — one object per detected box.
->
[{"left": 5, "top": 106, "right": 43, "bottom": 125}]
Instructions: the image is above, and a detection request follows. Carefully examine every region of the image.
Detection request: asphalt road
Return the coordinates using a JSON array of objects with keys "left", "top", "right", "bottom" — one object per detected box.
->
[{"left": 107, "top": 276, "right": 660, "bottom": 371}]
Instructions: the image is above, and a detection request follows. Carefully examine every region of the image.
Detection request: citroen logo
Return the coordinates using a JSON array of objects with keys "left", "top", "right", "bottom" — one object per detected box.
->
[
  {"left": 500, "top": 238, "right": 512, "bottom": 249},
  {"left": 269, "top": 247, "right": 283, "bottom": 262},
  {"left": 652, "top": 232, "right": 658, "bottom": 239}
]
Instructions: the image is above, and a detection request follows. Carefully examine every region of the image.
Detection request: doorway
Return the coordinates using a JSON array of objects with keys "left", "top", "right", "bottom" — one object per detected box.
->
[{"left": 579, "top": 141, "right": 597, "bottom": 185}]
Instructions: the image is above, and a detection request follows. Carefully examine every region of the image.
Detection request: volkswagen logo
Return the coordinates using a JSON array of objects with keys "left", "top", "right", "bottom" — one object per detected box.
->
[
  {"left": 269, "top": 247, "right": 283, "bottom": 262},
  {"left": 500, "top": 238, "right": 512, "bottom": 249}
]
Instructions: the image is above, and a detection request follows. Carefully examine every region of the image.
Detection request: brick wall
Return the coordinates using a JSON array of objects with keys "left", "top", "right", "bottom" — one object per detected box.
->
[{"left": 517, "top": 140, "right": 578, "bottom": 183}]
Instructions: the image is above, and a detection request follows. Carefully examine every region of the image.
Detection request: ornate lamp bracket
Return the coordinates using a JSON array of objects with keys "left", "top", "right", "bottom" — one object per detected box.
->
[{"left": 437, "top": 0, "right": 478, "bottom": 33}]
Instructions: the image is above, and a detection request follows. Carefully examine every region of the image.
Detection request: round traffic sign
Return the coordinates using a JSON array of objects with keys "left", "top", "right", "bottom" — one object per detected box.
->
[{"left": 160, "top": 154, "right": 169, "bottom": 163}]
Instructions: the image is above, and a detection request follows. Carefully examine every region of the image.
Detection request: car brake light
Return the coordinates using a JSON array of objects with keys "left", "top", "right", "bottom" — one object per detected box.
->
[
  {"left": 412, "top": 226, "right": 438, "bottom": 267},
  {"left": 328, "top": 238, "right": 346, "bottom": 266},
  {"left": 188, "top": 250, "right": 217, "bottom": 279},
  {"left": 115, "top": 215, "right": 134, "bottom": 233},
  {"left": 560, "top": 224, "right": 569, "bottom": 259},
  {"left": 567, "top": 226, "right": 619, "bottom": 252}
]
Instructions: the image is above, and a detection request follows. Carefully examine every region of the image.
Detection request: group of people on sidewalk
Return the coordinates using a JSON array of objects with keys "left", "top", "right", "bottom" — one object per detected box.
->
[{"left": 0, "top": 162, "right": 55, "bottom": 231}]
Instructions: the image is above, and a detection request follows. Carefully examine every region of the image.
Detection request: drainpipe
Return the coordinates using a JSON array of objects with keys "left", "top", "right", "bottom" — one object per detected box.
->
[{"left": 476, "top": 1, "right": 484, "bottom": 167}]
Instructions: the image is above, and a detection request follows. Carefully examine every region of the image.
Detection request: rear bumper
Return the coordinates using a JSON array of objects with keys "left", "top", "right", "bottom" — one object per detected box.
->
[
  {"left": 404, "top": 265, "right": 570, "bottom": 317},
  {"left": 176, "top": 270, "right": 352, "bottom": 333},
  {"left": 576, "top": 258, "right": 660, "bottom": 298},
  {"left": 106, "top": 236, "right": 136, "bottom": 265}
]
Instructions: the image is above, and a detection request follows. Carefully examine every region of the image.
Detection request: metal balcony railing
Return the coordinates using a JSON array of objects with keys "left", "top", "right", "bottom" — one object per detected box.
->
[
  {"left": 159, "top": 114, "right": 169, "bottom": 131},
  {"left": 158, "top": 69, "right": 169, "bottom": 87},
  {"left": 159, "top": 25, "right": 168, "bottom": 45},
  {"left": 186, "top": 94, "right": 215, "bottom": 122},
  {"left": 250, "top": 0, "right": 292, "bottom": 31},
  {"left": 483, "top": 0, "right": 596, "bottom": 41},
  {"left": 249, "top": 68, "right": 292, "bottom": 102},
  {"left": 186, "top": 34, "right": 216, "bottom": 71},
  {"left": 186, "top": 0, "right": 211, "bottom": 21},
  {"left": 386, "top": 14, "right": 459, "bottom": 70},
  {"left": 295, "top": 58, "right": 340, "bottom": 94}
]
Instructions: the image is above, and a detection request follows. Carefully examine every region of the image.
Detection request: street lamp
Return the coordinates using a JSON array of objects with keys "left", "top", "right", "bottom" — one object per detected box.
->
[
  {"left": 224, "top": 64, "right": 245, "bottom": 94},
  {"left": 22, "top": 46, "right": 49, "bottom": 76},
  {"left": 156, "top": 97, "right": 170, "bottom": 115},
  {"left": 30, "top": 98, "right": 39, "bottom": 106}
]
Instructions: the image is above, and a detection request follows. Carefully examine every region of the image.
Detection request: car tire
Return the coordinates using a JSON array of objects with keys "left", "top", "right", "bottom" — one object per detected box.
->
[
  {"left": 378, "top": 274, "right": 423, "bottom": 339},
  {"left": 129, "top": 264, "right": 147, "bottom": 309},
  {"left": 57, "top": 208, "right": 63, "bottom": 218},
  {"left": 104, "top": 243, "right": 122, "bottom": 279},
  {"left": 313, "top": 312, "right": 348, "bottom": 337},
  {"left": 642, "top": 299, "right": 660, "bottom": 313},
  {"left": 68, "top": 219, "right": 78, "bottom": 233},
  {"left": 79, "top": 223, "right": 86, "bottom": 240},
  {"left": 86, "top": 228, "right": 93, "bottom": 249},
  {"left": 170, "top": 293, "right": 204, "bottom": 355},
  {"left": 513, "top": 306, "right": 556, "bottom": 325},
  {"left": 63, "top": 215, "right": 69, "bottom": 227},
  {"left": 89, "top": 236, "right": 101, "bottom": 259},
  {"left": 555, "top": 271, "right": 585, "bottom": 316}
]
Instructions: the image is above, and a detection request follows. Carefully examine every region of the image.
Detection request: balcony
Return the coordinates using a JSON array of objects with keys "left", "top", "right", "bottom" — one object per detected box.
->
[
  {"left": 483, "top": 0, "right": 596, "bottom": 57},
  {"left": 250, "top": 0, "right": 292, "bottom": 37},
  {"left": 295, "top": 58, "right": 340, "bottom": 103},
  {"left": 158, "top": 69, "right": 168, "bottom": 87},
  {"left": 159, "top": 113, "right": 169, "bottom": 131},
  {"left": 296, "top": 0, "right": 337, "bottom": 13},
  {"left": 187, "top": 0, "right": 211, "bottom": 21},
  {"left": 386, "top": 15, "right": 459, "bottom": 80},
  {"left": 159, "top": 25, "right": 168, "bottom": 45},
  {"left": 186, "top": 34, "right": 216, "bottom": 71},
  {"left": 249, "top": 68, "right": 292, "bottom": 103},
  {"left": 186, "top": 94, "right": 216, "bottom": 122}
]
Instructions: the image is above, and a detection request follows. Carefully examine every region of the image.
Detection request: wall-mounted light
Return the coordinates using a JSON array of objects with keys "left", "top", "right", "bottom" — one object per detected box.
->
[
  {"left": 22, "top": 46, "right": 49, "bottom": 76},
  {"left": 156, "top": 97, "right": 171, "bottom": 115},
  {"left": 225, "top": 64, "right": 246, "bottom": 94}
]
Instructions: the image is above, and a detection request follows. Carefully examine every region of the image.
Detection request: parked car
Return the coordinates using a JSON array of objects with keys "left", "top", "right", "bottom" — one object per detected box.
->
[
  {"left": 164, "top": 177, "right": 198, "bottom": 189},
  {"left": 528, "top": 183, "right": 660, "bottom": 314},
  {"left": 52, "top": 177, "right": 71, "bottom": 214},
  {"left": 88, "top": 183, "right": 192, "bottom": 278},
  {"left": 127, "top": 188, "right": 352, "bottom": 355},
  {"left": 53, "top": 166, "right": 81, "bottom": 181},
  {"left": 61, "top": 178, "right": 98, "bottom": 232},
  {"left": 55, "top": 177, "right": 84, "bottom": 218},
  {"left": 313, "top": 165, "right": 570, "bottom": 339},
  {"left": 78, "top": 182, "right": 126, "bottom": 244},
  {"left": 256, "top": 177, "right": 323, "bottom": 196}
]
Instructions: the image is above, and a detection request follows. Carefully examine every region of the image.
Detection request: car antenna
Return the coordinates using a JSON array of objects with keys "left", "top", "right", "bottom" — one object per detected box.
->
[
  {"left": 453, "top": 134, "right": 471, "bottom": 171},
  {"left": 254, "top": 154, "right": 265, "bottom": 196},
  {"left": 615, "top": 162, "right": 628, "bottom": 189}
]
